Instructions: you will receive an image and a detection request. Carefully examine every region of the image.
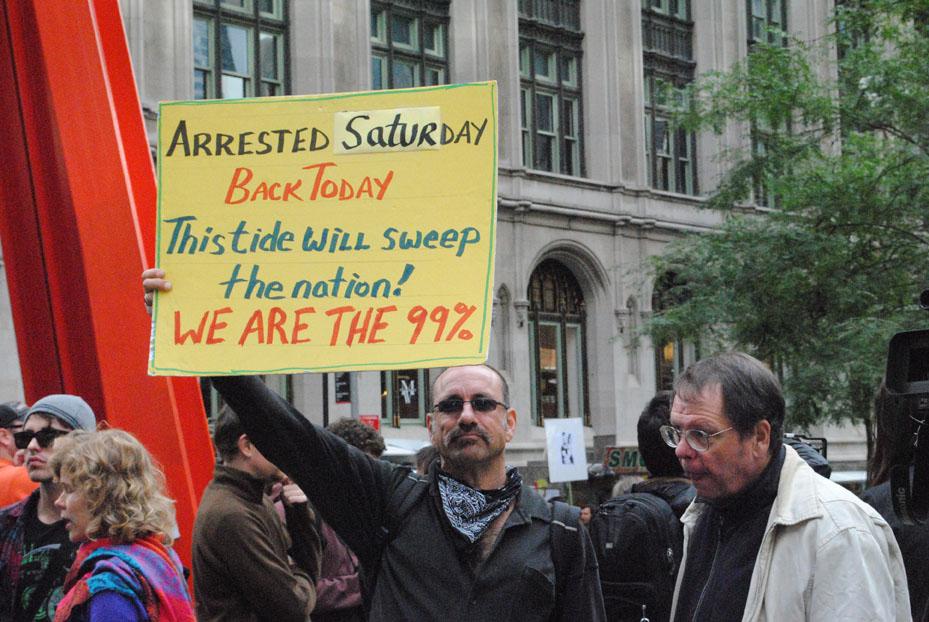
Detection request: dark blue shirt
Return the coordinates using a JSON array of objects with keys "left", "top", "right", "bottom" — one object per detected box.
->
[{"left": 673, "top": 446, "right": 785, "bottom": 622}]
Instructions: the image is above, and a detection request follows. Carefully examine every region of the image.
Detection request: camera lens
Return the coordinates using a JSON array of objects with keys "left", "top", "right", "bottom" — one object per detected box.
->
[{"left": 920, "top": 289, "right": 929, "bottom": 310}]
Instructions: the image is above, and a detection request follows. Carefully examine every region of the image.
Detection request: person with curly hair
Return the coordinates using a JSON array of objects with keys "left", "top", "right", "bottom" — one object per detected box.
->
[
  {"left": 48, "top": 429, "right": 193, "bottom": 622},
  {"left": 325, "top": 418, "right": 386, "bottom": 459}
]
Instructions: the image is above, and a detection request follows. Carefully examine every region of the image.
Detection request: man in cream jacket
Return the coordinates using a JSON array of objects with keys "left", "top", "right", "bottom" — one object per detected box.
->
[{"left": 662, "top": 352, "right": 909, "bottom": 621}]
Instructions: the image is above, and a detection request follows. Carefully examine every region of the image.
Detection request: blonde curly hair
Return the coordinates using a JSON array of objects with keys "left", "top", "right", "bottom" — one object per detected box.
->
[{"left": 50, "top": 429, "right": 178, "bottom": 545}]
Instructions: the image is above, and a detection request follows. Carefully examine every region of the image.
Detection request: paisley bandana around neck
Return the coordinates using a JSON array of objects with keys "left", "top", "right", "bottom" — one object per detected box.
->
[{"left": 437, "top": 467, "right": 522, "bottom": 543}]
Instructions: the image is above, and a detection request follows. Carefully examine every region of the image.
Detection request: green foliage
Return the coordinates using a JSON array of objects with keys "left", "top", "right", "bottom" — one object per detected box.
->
[{"left": 647, "top": 0, "right": 929, "bottom": 431}]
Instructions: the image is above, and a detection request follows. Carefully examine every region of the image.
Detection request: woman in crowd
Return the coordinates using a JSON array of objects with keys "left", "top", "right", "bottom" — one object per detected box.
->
[
  {"left": 49, "top": 429, "right": 194, "bottom": 621},
  {"left": 861, "top": 384, "right": 929, "bottom": 622}
]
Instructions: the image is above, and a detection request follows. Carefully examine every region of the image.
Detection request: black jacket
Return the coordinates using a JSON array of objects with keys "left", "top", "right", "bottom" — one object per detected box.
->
[
  {"left": 211, "top": 375, "right": 605, "bottom": 622},
  {"left": 862, "top": 480, "right": 929, "bottom": 622}
]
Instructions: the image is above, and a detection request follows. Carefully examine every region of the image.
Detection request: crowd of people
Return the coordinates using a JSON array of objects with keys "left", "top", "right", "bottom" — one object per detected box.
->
[
  {"left": 0, "top": 271, "right": 923, "bottom": 621},
  {"left": 0, "top": 395, "right": 193, "bottom": 621}
]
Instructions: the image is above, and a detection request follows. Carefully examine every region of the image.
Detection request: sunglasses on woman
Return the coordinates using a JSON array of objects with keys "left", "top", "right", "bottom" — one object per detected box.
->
[{"left": 13, "top": 427, "right": 70, "bottom": 450}]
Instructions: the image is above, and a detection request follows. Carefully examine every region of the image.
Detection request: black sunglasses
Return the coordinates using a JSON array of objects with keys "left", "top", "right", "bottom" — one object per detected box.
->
[
  {"left": 13, "top": 427, "right": 70, "bottom": 450},
  {"left": 433, "top": 397, "right": 508, "bottom": 414}
]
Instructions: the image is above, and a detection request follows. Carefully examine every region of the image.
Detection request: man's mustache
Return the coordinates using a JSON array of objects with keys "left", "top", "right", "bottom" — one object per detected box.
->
[{"left": 446, "top": 426, "right": 490, "bottom": 444}]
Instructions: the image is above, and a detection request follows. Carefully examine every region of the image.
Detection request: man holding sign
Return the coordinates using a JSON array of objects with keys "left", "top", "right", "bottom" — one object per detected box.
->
[{"left": 144, "top": 268, "right": 604, "bottom": 620}]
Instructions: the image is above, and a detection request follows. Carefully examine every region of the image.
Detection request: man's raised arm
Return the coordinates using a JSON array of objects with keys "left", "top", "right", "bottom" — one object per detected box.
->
[{"left": 142, "top": 269, "right": 399, "bottom": 566}]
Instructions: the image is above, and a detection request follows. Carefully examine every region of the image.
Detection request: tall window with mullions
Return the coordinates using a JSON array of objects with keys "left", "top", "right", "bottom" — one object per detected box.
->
[
  {"left": 652, "top": 271, "right": 696, "bottom": 392},
  {"left": 748, "top": 0, "right": 787, "bottom": 46},
  {"left": 518, "top": 0, "right": 584, "bottom": 176},
  {"left": 371, "top": 2, "right": 449, "bottom": 427},
  {"left": 642, "top": 0, "right": 697, "bottom": 195},
  {"left": 747, "top": 0, "right": 788, "bottom": 207},
  {"left": 371, "top": 0, "right": 450, "bottom": 90},
  {"left": 527, "top": 259, "right": 590, "bottom": 426},
  {"left": 193, "top": 0, "right": 288, "bottom": 100}
]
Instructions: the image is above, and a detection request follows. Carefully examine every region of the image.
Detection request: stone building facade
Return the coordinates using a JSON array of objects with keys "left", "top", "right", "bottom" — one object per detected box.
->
[{"left": 0, "top": 0, "right": 866, "bottom": 479}]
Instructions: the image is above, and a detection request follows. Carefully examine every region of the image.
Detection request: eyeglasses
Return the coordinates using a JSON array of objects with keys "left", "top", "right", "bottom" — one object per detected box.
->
[
  {"left": 13, "top": 427, "right": 70, "bottom": 450},
  {"left": 433, "top": 397, "right": 508, "bottom": 414},
  {"left": 659, "top": 425, "right": 733, "bottom": 453}
]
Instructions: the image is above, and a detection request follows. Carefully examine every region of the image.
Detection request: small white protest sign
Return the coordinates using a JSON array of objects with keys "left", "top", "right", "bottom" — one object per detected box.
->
[{"left": 544, "top": 417, "right": 588, "bottom": 483}]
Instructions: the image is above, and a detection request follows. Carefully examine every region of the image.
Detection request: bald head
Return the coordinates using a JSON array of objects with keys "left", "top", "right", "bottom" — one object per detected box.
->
[
  {"left": 428, "top": 364, "right": 516, "bottom": 488},
  {"left": 431, "top": 364, "right": 510, "bottom": 409}
]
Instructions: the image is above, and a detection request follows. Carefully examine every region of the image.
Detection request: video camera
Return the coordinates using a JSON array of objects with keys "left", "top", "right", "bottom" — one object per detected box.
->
[{"left": 883, "top": 289, "right": 929, "bottom": 524}]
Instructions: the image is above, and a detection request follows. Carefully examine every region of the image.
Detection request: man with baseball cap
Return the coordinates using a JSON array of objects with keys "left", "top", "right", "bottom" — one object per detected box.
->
[
  {"left": 0, "top": 394, "right": 96, "bottom": 621},
  {"left": 0, "top": 402, "right": 37, "bottom": 508}
]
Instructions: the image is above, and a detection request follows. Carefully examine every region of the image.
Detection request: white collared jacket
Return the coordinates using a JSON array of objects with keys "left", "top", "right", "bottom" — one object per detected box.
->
[{"left": 671, "top": 445, "right": 912, "bottom": 622}]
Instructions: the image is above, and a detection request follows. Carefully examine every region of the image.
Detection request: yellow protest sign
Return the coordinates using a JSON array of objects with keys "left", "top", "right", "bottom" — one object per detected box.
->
[{"left": 149, "top": 82, "right": 497, "bottom": 375}]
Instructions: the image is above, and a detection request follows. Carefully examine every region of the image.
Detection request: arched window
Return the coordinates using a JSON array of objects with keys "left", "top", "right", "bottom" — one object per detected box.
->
[
  {"left": 652, "top": 271, "right": 696, "bottom": 391},
  {"left": 528, "top": 259, "right": 590, "bottom": 425}
]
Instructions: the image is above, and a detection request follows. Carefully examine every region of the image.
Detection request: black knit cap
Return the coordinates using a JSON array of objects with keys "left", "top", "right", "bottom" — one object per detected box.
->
[{"left": 0, "top": 401, "right": 28, "bottom": 428}]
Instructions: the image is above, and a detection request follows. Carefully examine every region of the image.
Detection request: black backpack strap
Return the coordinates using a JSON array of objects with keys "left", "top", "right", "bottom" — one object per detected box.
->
[{"left": 549, "top": 500, "right": 581, "bottom": 605}]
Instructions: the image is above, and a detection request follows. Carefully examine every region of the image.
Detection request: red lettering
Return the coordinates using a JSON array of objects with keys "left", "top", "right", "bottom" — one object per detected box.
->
[
  {"left": 300, "top": 162, "right": 392, "bottom": 202},
  {"left": 375, "top": 170, "right": 394, "bottom": 200},
  {"left": 339, "top": 179, "right": 355, "bottom": 200},
  {"left": 356, "top": 176, "right": 373, "bottom": 199},
  {"left": 407, "top": 305, "right": 427, "bottom": 344},
  {"left": 249, "top": 181, "right": 284, "bottom": 202},
  {"left": 346, "top": 308, "right": 373, "bottom": 346},
  {"left": 303, "top": 162, "right": 337, "bottom": 200},
  {"left": 326, "top": 305, "right": 355, "bottom": 346},
  {"left": 224, "top": 167, "right": 253, "bottom": 204},
  {"left": 321, "top": 179, "right": 338, "bottom": 198},
  {"left": 368, "top": 305, "right": 397, "bottom": 344},
  {"left": 174, "top": 310, "right": 209, "bottom": 345},
  {"left": 267, "top": 307, "right": 288, "bottom": 343},
  {"left": 291, "top": 307, "right": 316, "bottom": 344},
  {"left": 206, "top": 307, "right": 233, "bottom": 344},
  {"left": 282, "top": 180, "right": 303, "bottom": 201},
  {"left": 238, "top": 310, "right": 265, "bottom": 346}
]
